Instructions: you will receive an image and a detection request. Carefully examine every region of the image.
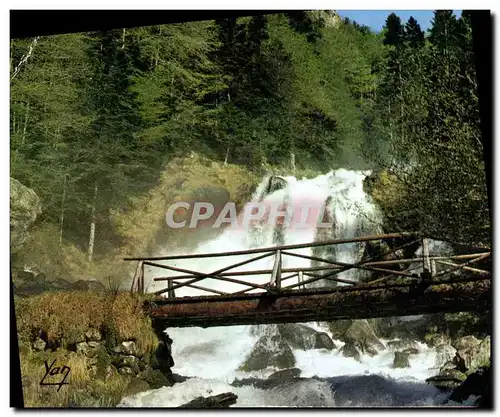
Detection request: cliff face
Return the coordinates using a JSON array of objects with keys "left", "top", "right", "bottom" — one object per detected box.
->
[
  {"left": 10, "top": 178, "right": 42, "bottom": 254},
  {"left": 307, "top": 10, "right": 343, "bottom": 28}
]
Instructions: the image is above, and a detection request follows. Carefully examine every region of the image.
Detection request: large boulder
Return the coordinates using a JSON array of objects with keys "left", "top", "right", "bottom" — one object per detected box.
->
[
  {"left": 341, "top": 341, "right": 362, "bottom": 362},
  {"left": 10, "top": 178, "right": 42, "bottom": 253},
  {"left": 426, "top": 369, "right": 467, "bottom": 391},
  {"left": 387, "top": 339, "right": 420, "bottom": 353},
  {"left": 453, "top": 335, "right": 490, "bottom": 374},
  {"left": 343, "top": 320, "right": 385, "bottom": 356},
  {"left": 278, "top": 324, "right": 335, "bottom": 351},
  {"left": 448, "top": 366, "right": 491, "bottom": 408},
  {"left": 392, "top": 351, "right": 410, "bottom": 368},
  {"left": 434, "top": 343, "right": 457, "bottom": 370},
  {"left": 240, "top": 334, "right": 296, "bottom": 371}
]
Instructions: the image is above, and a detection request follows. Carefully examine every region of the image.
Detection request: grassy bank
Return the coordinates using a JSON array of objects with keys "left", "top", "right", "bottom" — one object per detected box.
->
[{"left": 15, "top": 291, "right": 158, "bottom": 407}]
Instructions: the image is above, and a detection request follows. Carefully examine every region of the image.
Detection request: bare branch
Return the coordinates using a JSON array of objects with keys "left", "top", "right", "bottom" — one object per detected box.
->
[{"left": 11, "top": 36, "right": 41, "bottom": 81}]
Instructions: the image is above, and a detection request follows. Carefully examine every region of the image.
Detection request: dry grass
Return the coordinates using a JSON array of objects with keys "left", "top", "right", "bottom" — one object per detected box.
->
[{"left": 15, "top": 291, "right": 158, "bottom": 356}]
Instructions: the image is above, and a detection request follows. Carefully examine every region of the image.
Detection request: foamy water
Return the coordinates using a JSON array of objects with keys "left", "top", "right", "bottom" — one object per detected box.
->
[{"left": 121, "top": 170, "right": 464, "bottom": 408}]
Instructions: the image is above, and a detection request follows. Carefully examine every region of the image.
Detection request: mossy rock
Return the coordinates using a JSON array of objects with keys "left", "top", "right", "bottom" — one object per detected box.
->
[
  {"left": 140, "top": 368, "right": 173, "bottom": 389},
  {"left": 327, "top": 320, "right": 353, "bottom": 340},
  {"left": 340, "top": 342, "right": 361, "bottom": 362},
  {"left": 426, "top": 369, "right": 467, "bottom": 390},
  {"left": 343, "top": 320, "right": 385, "bottom": 355},
  {"left": 393, "top": 351, "right": 410, "bottom": 368}
]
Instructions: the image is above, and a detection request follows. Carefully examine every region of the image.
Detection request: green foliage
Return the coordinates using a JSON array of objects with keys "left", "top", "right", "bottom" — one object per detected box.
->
[
  {"left": 376, "top": 11, "right": 490, "bottom": 246},
  {"left": 10, "top": 10, "right": 489, "bottom": 271}
]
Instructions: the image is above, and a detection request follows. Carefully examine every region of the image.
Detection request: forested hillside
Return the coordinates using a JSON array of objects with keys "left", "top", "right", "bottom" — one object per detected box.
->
[{"left": 10, "top": 11, "right": 490, "bottom": 284}]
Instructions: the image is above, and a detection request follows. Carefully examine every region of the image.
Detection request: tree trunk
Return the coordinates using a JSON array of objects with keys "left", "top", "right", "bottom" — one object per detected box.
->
[
  {"left": 10, "top": 39, "right": 13, "bottom": 74},
  {"left": 59, "top": 174, "right": 68, "bottom": 244},
  {"left": 290, "top": 152, "right": 296, "bottom": 172},
  {"left": 87, "top": 182, "right": 98, "bottom": 263},
  {"left": 224, "top": 147, "right": 230, "bottom": 166},
  {"left": 21, "top": 101, "right": 29, "bottom": 146},
  {"left": 388, "top": 102, "right": 393, "bottom": 142},
  {"left": 122, "top": 28, "right": 126, "bottom": 49},
  {"left": 399, "top": 63, "right": 404, "bottom": 141}
]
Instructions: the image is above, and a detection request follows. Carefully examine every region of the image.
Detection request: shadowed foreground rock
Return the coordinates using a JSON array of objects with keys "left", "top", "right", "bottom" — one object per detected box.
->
[{"left": 178, "top": 392, "right": 238, "bottom": 408}]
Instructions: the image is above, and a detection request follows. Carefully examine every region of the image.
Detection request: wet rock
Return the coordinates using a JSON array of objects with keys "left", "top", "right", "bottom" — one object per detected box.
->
[
  {"left": 469, "top": 336, "right": 490, "bottom": 373},
  {"left": 403, "top": 347, "right": 419, "bottom": 355},
  {"left": 178, "top": 392, "right": 238, "bottom": 408},
  {"left": 440, "top": 361, "right": 458, "bottom": 372},
  {"left": 240, "top": 335, "right": 295, "bottom": 371},
  {"left": 326, "top": 320, "right": 353, "bottom": 340},
  {"left": 392, "top": 351, "right": 410, "bottom": 368},
  {"left": 344, "top": 320, "right": 385, "bottom": 356},
  {"left": 426, "top": 369, "right": 467, "bottom": 391},
  {"left": 140, "top": 368, "right": 173, "bottom": 389},
  {"left": 452, "top": 335, "right": 487, "bottom": 373},
  {"left": 434, "top": 343, "right": 457, "bottom": 369},
  {"left": 152, "top": 332, "right": 175, "bottom": 374},
  {"left": 10, "top": 177, "right": 42, "bottom": 253},
  {"left": 341, "top": 342, "right": 361, "bottom": 362},
  {"left": 448, "top": 366, "right": 491, "bottom": 408},
  {"left": 33, "top": 338, "right": 46, "bottom": 351},
  {"left": 387, "top": 339, "right": 420, "bottom": 352},
  {"left": 315, "top": 332, "right": 336, "bottom": 350},
  {"left": 425, "top": 332, "right": 450, "bottom": 348},
  {"left": 268, "top": 367, "right": 302, "bottom": 380},
  {"left": 277, "top": 324, "right": 335, "bottom": 350}
]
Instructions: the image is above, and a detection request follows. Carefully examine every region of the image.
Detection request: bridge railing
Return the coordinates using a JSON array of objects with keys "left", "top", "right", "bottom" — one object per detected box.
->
[{"left": 124, "top": 232, "right": 491, "bottom": 297}]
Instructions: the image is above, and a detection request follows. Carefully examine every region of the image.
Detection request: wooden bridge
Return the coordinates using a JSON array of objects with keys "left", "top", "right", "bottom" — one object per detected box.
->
[{"left": 124, "top": 232, "right": 491, "bottom": 328}]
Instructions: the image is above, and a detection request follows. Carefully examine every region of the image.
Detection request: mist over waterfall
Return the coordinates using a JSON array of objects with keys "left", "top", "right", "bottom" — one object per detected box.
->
[{"left": 122, "top": 169, "right": 458, "bottom": 407}]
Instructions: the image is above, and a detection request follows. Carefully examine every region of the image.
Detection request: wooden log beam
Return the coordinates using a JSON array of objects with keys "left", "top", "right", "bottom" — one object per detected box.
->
[
  {"left": 146, "top": 278, "right": 491, "bottom": 328},
  {"left": 124, "top": 232, "right": 420, "bottom": 261}
]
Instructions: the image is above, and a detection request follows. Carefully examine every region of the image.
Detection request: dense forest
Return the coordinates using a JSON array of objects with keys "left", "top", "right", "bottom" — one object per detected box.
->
[{"left": 10, "top": 11, "right": 490, "bottom": 280}]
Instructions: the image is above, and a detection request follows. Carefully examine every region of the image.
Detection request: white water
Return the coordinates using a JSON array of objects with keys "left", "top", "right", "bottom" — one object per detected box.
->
[{"left": 121, "top": 170, "right": 465, "bottom": 408}]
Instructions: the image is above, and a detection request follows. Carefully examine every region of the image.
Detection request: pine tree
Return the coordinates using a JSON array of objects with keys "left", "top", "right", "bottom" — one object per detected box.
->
[
  {"left": 383, "top": 13, "right": 404, "bottom": 47},
  {"left": 404, "top": 16, "right": 425, "bottom": 48}
]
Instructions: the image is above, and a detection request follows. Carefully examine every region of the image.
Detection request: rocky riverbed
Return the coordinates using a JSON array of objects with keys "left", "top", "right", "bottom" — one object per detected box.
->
[{"left": 119, "top": 315, "right": 491, "bottom": 408}]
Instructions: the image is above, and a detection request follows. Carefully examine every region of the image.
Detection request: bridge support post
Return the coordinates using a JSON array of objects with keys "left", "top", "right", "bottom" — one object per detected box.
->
[
  {"left": 168, "top": 279, "right": 176, "bottom": 299},
  {"left": 298, "top": 271, "right": 304, "bottom": 290},
  {"left": 270, "top": 249, "right": 282, "bottom": 290},
  {"left": 422, "top": 238, "right": 431, "bottom": 276}
]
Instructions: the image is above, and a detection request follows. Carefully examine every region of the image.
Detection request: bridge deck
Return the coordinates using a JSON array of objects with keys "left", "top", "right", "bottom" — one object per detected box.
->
[{"left": 145, "top": 278, "right": 491, "bottom": 327}]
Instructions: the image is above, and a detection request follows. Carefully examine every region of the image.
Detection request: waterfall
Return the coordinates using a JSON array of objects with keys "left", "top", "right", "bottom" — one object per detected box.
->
[{"left": 121, "top": 169, "right": 460, "bottom": 407}]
